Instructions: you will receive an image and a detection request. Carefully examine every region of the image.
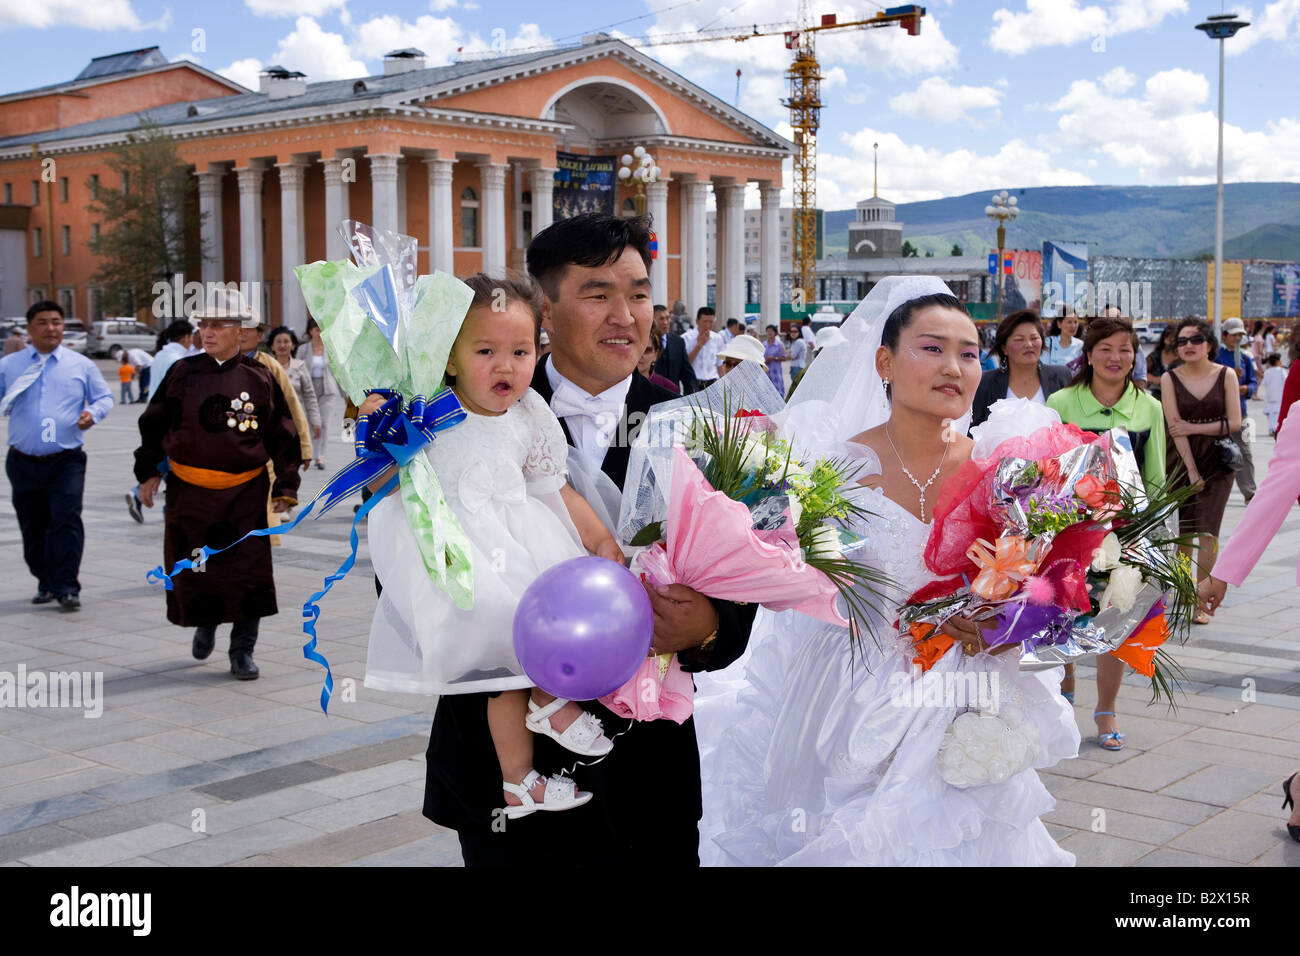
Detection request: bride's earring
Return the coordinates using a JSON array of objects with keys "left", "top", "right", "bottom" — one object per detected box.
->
[{"left": 882, "top": 376, "right": 891, "bottom": 399}]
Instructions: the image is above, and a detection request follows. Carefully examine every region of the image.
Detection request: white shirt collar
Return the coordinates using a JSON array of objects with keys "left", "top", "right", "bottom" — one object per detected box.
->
[{"left": 544, "top": 355, "right": 632, "bottom": 408}]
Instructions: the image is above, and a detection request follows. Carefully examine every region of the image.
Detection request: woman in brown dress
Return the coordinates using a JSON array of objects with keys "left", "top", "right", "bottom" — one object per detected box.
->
[{"left": 1161, "top": 318, "right": 1242, "bottom": 623}]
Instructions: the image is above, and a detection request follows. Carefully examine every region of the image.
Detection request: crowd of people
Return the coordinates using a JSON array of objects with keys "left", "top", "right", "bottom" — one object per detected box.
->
[{"left": 4, "top": 212, "right": 1300, "bottom": 865}]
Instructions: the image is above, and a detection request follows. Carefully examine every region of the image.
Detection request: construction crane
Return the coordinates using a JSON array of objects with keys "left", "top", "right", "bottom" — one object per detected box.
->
[{"left": 460, "top": 5, "right": 927, "bottom": 305}]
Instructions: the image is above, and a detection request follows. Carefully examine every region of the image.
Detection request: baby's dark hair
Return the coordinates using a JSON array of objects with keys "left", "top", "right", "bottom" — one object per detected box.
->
[
  {"left": 1266, "top": 351, "right": 1283, "bottom": 367},
  {"left": 447, "top": 272, "right": 543, "bottom": 386},
  {"left": 881, "top": 293, "right": 965, "bottom": 351}
]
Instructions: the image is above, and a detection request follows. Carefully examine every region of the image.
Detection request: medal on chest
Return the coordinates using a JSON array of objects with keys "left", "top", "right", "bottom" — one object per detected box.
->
[{"left": 226, "top": 391, "right": 259, "bottom": 432}]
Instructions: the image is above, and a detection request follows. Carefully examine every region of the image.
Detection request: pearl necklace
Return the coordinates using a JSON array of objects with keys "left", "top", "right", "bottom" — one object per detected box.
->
[{"left": 885, "top": 424, "right": 950, "bottom": 522}]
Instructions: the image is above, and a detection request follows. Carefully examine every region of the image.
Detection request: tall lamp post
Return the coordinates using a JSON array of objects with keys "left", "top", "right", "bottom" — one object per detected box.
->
[
  {"left": 985, "top": 190, "right": 1019, "bottom": 322},
  {"left": 617, "top": 146, "right": 660, "bottom": 216},
  {"left": 1196, "top": 11, "right": 1249, "bottom": 337}
]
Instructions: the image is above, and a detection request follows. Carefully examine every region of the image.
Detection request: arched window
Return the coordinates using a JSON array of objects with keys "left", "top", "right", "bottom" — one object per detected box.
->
[
  {"left": 460, "top": 186, "right": 479, "bottom": 248},
  {"left": 621, "top": 198, "right": 636, "bottom": 218}
]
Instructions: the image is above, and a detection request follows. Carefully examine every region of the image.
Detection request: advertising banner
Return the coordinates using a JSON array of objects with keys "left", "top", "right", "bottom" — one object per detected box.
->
[
  {"left": 1041, "top": 241, "right": 1088, "bottom": 316},
  {"left": 553, "top": 152, "right": 617, "bottom": 220}
]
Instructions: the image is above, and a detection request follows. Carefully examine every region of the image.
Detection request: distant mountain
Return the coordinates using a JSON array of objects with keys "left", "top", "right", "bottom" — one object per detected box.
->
[
  {"left": 1182, "top": 223, "right": 1300, "bottom": 261},
  {"left": 821, "top": 183, "right": 1300, "bottom": 261}
]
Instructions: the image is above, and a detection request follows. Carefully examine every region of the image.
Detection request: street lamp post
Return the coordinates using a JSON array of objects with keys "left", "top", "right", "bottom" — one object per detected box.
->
[
  {"left": 1196, "top": 12, "right": 1249, "bottom": 338},
  {"left": 617, "top": 146, "right": 660, "bottom": 216},
  {"left": 985, "top": 190, "right": 1019, "bottom": 323}
]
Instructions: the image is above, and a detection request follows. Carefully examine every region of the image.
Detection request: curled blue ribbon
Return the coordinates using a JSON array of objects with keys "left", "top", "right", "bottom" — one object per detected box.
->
[{"left": 145, "top": 387, "right": 464, "bottom": 712}]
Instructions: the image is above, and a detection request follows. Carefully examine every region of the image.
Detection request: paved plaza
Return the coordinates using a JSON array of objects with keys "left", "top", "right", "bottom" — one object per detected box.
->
[{"left": 0, "top": 358, "right": 1298, "bottom": 867}]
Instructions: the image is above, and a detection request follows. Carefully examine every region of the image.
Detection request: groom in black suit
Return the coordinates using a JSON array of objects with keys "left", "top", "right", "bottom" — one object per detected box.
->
[{"left": 422, "top": 213, "right": 756, "bottom": 867}]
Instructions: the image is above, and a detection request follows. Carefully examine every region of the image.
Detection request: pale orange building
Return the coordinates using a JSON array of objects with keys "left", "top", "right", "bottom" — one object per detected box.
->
[{"left": 0, "top": 40, "right": 791, "bottom": 330}]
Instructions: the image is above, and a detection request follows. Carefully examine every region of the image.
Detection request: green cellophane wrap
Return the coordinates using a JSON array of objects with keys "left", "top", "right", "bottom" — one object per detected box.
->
[{"left": 295, "top": 259, "right": 476, "bottom": 610}]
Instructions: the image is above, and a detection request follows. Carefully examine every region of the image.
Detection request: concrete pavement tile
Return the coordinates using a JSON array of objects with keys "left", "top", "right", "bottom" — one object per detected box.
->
[
  {"left": 74, "top": 740, "right": 201, "bottom": 774},
  {"left": 21, "top": 821, "right": 198, "bottom": 866},
  {"left": 0, "top": 823, "right": 88, "bottom": 863},
  {"left": 196, "top": 784, "right": 336, "bottom": 835},
  {"left": 286, "top": 784, "right": 420, "bottom": 833},
  {"left": 224, "top": 854, "right": 288, "bottom": 866},
  {"left": 1151, "top": 737, "right": 1298, "bottom": 776},
  {"left": 135, "top": 729, "right": 254, "bottom": 762},
  {"left": 314, "top": 734, "right": 428, "bottom": 773},
  {"left": 2, "top": 754, "right": 99, "bottom": 786},
  {"left": 1187, "top": 725, "right": 1300, "bottom": 759},
  {"left": 1169, "top": 809, "right": 1287, "bottom": 863},
  {"left": 225, "top": 715, "right": 367, "bottom": 749},
  {"left": 345, "top": 830, "right": 463, "bottom": 867},
  {"left": 1158, "top": 765, "right": 1279, "bottom": 807},
  {"left": 0, "top": 738, "right": 61, "bottom": 767},
  {"left": 149, "top": 818, "right": 322, "bottom": 866},
  {"left": 1044, "top": 798, "right": 1190, "bottom": 845},
  {"left": 299, "top": 759, "right": 424, "bottom": 799},
  {"left": 1249, "top": 841, "right": 1300, "bottom": 866},
  {"left": 201, "top": 705, "right": 331, "bottom": 738},
  {"left": 1234, "top": 787, "right": 1293, "bottom": 818},
  {"left": 57, "top": 790, "right": 207, "bottom": 838},
  {"left": 196, "top": 761, "right": 340, "bottom": 801},
  {"left": 1055, "top": 779, "right": 1219, "bottom": 826},
  {"left": 1207, "top": 704, "right": 1300, "bottom": 734},
  {"left": 1058, "top": 830, "right": 1152, "bottom": 866},
  {"left": 0, "top": 766, "right": 131, "bottom": 808},
  {"left": 106, "top": 856, "right": 168, "bottom": 866},
  {"left": 1090, "top": 753, "right": 1207, "bottom": 791},
  {"left": 265, "top": 809, "right": 430, "bottom": 866}
]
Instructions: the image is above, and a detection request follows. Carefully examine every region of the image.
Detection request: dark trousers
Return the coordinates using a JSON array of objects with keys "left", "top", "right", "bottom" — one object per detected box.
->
[
  {"left": 195, "top": 618, "right": 260, "bottom": 657},
  {"left": 6, "top": 447, "right": 87, "bottom": 597},
  {"left": 137, "top": 366, "right": 150, "bottom": 401}
]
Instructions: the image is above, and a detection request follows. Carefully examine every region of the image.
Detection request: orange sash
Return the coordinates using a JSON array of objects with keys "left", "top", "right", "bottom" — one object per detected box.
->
[{"left": 170, "top": 460, "right": 263, "bottom": 490}]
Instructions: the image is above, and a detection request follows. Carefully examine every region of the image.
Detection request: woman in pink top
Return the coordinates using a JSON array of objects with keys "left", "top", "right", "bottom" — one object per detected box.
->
[{"left": 1199, "top": 413, "right": 1300, "bottom": 843}]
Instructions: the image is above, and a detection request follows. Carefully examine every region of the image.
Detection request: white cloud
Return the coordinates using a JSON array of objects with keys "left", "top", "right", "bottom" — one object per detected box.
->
[
  {"left": 990, "top": 0, "right": 1187, "bottom": 55},
  {"left": 810, "top": 128, "right": 1094, "bottom": 207},
  {"left": 244, "top": 0, "right": 347, "bottom": 17},
  {"left": 1098, "top": 66, "right": 1135, "bottom": 93},
  {"left": 352, "top": 14, "right": 552, "bottom": 66},
  {"left": 889, "top": 76, "right": 1002, "bottom": 124},
  {"left": 219, "top": 57, "right": 266, "bottom": 90},
  {"left": 0, "top": 0, "right": 165, "bottom": 30},
  {"left": 1047, "top": 67, "right": 1300, "bottom": 182},
  {"left": 429, "top": 0, "right": 460, "bottom": 9},
  {"left": 273, "top": 15, "right": 367, "bottom": 78},
  {"left": 1228, "top": 0, "right": 1300, "bottom": 54}
]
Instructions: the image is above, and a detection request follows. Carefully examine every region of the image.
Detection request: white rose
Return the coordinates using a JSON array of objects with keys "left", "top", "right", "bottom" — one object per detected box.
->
[
  {"left": 739, "top": 437, "right": 769, "bottom": 474},
  {"left": 1099, "top": 563, "right": 1143, "bottom": 614},
  {"left": 1091, "top": 532, "right": 1122, "bottom": 572},
  {"left": 807, "top": 524, "right": 844, "bottom": 560}
]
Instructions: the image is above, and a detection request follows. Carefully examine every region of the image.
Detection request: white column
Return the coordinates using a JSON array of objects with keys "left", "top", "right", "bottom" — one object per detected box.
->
[
  {"left": 277, "top": 162, "right": 307, "bottom": 333},
  {"left": 478, "top": 162, "right": 509, "bottom": 278},
  {"left": 528, "top": 166, "right": 556, "bottom": 237},
  {"left": 646, "top": 178, "right": 669, "bottom": 308},
  {"left": 369, "top": 153, "right": 400, "bottom": 235},
  {"left": 715, "top": 182, "right": 746, "bottom": 323},
  {"left": 321, "top": 157, "right": 350, "bottom": 261},
  {"left": 680, "top": 180, "right": 708, "bottom": 313},
  {"left": 425, "top": 157, "right": 455, "bottom": 275},
  {"left": 759, "top": 184, "right": 781, "bottom": 331},
  {"left": 236, "top": 165, "right": 264, "bottom": 291},
  {"left": 196, "top": 169, "right": 224, "bottom": 284}
]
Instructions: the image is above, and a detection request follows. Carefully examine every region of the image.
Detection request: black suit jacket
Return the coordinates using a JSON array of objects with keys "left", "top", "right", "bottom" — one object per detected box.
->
[
  {"left": 970, "top": 362, "right": 1074, "bottom": 429},
  {"left": 653, "top": 332, "right": 697, "bottom": 394},
  {"left": 423, "top": 358, "right": 757, "bottom": 866}
]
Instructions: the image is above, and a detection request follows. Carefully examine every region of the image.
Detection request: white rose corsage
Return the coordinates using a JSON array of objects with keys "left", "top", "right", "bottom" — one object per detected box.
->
[{"left": 937, "top": 702, "right": 1041, "bottom": 789}]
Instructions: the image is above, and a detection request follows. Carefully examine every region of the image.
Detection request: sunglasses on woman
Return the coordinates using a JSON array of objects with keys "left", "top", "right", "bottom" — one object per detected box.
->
[{"left": 1176, "top": 334, "right": 1207, "bottom": 347}]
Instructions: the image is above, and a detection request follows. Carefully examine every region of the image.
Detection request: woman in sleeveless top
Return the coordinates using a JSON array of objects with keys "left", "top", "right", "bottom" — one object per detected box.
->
[{"left": 1162, "top": 318, "right": 1242, "bottom": 622}]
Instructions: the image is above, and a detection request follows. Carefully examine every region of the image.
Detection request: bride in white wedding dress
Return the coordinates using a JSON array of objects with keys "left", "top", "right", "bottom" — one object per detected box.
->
[{"left": 696, "top": 277, "right": 1080, "bottom": 866}]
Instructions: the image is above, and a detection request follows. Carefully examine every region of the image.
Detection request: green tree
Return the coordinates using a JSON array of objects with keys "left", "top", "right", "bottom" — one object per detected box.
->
[
  {"left": 87, "top": 120, "right": 204, "bottom": 319},
  {"left": 925, "top": 250, "right": 935, "bottom": 257},
  {"left": 901, "top": 240, "right": 919, "bottom": 258},
  {"left": 950, "top": 243, "right": 963, "bottom": 256}
]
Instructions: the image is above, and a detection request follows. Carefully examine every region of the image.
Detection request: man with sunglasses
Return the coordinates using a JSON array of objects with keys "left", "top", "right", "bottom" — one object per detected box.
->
[
  {"left": 133, "top": 290, "right": 302, "bottom": 679},
  {"left": 1216, "top": 317, "right": 1258, "bottom": 502}
]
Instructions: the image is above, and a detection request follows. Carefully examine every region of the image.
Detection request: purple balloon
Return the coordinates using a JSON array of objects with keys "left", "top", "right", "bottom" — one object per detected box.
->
[{"left": 513, "top": 556, "right": 654, "bottom": 701}]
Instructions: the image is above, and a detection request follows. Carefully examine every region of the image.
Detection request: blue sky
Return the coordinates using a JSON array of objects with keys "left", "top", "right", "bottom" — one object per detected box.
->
[{"left": 1, "top": 0, "right": 1296, "bottom": 208}]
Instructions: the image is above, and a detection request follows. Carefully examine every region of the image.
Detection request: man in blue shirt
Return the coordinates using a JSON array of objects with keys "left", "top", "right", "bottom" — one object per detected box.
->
[
  {"left": 1217, "top": 317, "right": 1258, "bottom": 502},
  {"left": 1, "top": 301, "right": 113, "bottom": 610}
]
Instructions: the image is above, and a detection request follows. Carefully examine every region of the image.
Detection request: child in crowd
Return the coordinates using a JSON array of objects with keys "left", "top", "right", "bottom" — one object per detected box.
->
[
  {"left": 361, "top": 274, "right": 621, "bottom": 820},
  {"left": 1263, "top": 352, "right": 1286, "bottom": 436},
  {"left": 117, "top": 353, "right": 136, "bottom": 404}
]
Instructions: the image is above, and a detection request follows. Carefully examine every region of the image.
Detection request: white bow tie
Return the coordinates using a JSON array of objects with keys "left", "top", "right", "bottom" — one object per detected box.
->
[{"left": 549, "top": 380, "right": 624, "bottom": 426}]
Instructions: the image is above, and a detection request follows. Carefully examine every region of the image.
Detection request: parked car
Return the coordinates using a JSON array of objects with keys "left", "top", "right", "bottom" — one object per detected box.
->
[
  {"left": 89, "top": 319, "right": 157, "bottom": 358},
  {"left": 1132, "top": 321, "right": 1165, "bottom": 345},
  {"left": 62, "top": 319, "right": 89, "bottom": 354}
]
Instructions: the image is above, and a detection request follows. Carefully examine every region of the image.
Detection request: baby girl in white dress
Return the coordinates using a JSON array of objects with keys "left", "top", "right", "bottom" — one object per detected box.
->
[{"left": 361, "top": 274, "right": 624, "bottom": 819}]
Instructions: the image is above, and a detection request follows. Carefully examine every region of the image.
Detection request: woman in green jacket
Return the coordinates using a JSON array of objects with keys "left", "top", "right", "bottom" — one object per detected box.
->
[{"left": 1047, "top": 316, "right": 1167, "bottom": 753}]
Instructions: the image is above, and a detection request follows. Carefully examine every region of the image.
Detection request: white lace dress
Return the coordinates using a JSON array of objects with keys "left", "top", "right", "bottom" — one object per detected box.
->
[
  {"left": 364, "top": 388, "right": 586, "bottom": 696},
  {"left": 695, "top": 479, "right": 1080, "bottom": 867}
]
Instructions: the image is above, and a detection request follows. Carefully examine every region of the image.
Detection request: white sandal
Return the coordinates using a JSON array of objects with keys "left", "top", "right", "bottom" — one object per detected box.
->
[
  {"left": 526, "top": 697, "right": 615, "bottom": 757},
  {"left": 501, "top": 770, "right": 592, "bottom": 819}
]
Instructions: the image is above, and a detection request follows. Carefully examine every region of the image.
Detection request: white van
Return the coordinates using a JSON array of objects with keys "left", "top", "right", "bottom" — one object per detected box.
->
[{"left": 89, "top": 319, "right": 157, "bottom": 358}]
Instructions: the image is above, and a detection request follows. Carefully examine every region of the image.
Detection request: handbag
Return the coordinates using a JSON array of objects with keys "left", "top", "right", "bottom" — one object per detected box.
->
[{"left": 1213, "top": 423, "right": 1244, "bottom": 474}]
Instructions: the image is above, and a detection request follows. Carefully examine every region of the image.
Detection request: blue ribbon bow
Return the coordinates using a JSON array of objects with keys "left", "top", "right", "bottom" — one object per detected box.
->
[{"left": 146, "top": 387, "right": 465, "bottom": 713}]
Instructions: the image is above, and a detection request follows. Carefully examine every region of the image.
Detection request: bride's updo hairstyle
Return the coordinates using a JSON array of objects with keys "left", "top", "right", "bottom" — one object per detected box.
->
[{"left": 880, "top": 292, "right": 966, "bottom": 397}]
